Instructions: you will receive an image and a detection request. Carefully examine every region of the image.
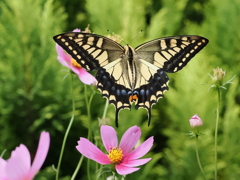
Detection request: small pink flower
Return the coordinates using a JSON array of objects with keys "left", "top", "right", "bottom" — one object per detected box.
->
[
  {"left": 76, "top": 125, "right": 154, "bottom": 175},
  {"left": 0, "top": 131, "right": 50, "bottom": 180},
  {"left": 189, "top": 114, "right": 203, "bottom": 127},
  {"left": 56, "top": 29, "right": 97, "bottom": 85}
]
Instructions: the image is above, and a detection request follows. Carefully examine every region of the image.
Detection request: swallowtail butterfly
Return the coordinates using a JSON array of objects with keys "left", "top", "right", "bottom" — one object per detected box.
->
[{"left": 53, "top": 32, "right": 208, "bottom": 127}]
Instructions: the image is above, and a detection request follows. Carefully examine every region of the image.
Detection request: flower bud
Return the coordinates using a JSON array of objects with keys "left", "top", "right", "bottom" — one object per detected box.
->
[
  {"left": 212, "top": 67, "right": 226, "bottom": 85},
  {"left": 189, "top": 114, "right": 203, "bottom": 127}
]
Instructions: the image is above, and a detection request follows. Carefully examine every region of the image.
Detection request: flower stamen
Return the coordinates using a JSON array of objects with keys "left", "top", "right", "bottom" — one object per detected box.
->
[
  {"left": 71, "top": 59, "right": 82, "bottom": 68},
  {"left": 108, "top": 147, "right": 123, "bottom": 164}
]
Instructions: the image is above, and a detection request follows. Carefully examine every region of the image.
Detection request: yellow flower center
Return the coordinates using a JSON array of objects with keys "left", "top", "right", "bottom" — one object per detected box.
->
[
  {"left": 108, "top": 147, "right": 123, "bottom": 164},
  {"left": 71, "top": 59, "right": 82, "bottom": 68}
]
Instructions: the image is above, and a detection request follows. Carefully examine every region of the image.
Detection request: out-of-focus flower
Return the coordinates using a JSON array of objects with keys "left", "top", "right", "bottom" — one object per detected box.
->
[
  {"left": 98, "top": 117, "right": 111, "bottom": 126},
  {"left": 189, "top": 114, "right": 203, "bottom": 127},
  {"left": 83, "top": 24, "right": 91, "bottom": 33},
  {"left": 56, "top": 29, "right": 97, "bottom": 85},
  {"left": 76, "top": 125, "right": 154, "bottom": 175},
  {"left": 0, "top": 131, "right": 50, "bottom": 180}
]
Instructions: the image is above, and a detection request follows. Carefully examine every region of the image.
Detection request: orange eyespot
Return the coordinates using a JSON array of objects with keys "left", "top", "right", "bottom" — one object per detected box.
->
[{"left": 129, "top": 94, "right": 138, "bottom": 102}]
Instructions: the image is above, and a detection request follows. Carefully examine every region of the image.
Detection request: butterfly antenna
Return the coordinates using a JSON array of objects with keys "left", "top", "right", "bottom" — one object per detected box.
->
[
  {"left": 106, "top": 29, "right": 144, "bottom": 46},
  {"left": 129, "top": 24, "right": 149, "bottom": 44},
  {"left": 128, "top": 30, "right": 144, "bottom": 45},
  {"left": 106, "top": 30, "right": 127, "bottom": 45}
]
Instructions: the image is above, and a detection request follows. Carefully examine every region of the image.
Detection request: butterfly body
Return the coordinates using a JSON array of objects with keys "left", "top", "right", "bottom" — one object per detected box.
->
[{"left": 53, "top": 32, "right": 208, "bottom": 126}]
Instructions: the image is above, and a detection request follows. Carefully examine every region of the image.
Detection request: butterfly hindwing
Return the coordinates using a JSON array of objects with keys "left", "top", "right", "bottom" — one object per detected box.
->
[
  {"left": 134, "top": 69, "right": 169, "bottom": 124},
  {"left": 96, "top": 67, "right": 132, "bottom": 124}
]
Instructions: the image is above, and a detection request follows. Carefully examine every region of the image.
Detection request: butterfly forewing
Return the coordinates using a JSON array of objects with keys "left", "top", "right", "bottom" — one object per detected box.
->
[
  {"left": 135, "top": 35, "right": 209, "bottom": 72},
  {"left": 53, "top": 33, "right": 124, "bottom": 71}
]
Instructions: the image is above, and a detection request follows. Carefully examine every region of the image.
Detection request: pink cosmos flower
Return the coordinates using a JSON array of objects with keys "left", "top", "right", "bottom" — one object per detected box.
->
[
  {"left": 56, "top": 29, "right": 97, "bottom": 85},
  {"left": 189, "top": 114, "right": 203, "bottom": 127},
  {"left": 76, "top": 125, "right": 154, "bottom": 175},
  {"left": 0, "top": 131, "right": 50, "bottom": 180}
]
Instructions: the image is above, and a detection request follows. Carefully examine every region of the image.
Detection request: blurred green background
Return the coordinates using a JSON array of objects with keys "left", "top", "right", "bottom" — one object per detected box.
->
[{"left": 0, "top": 0, "right": 239, "bottom": 179}]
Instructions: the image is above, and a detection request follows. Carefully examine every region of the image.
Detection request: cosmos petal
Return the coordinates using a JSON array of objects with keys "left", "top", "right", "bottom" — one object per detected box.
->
[
  {"left": 29, "top": 131, "right": 50, "bottom": 179},
  {"left": 124, "top": 136, "right": 154, "bottom": 160},
  {"left": 101, "top": 125, "right": 118, "bottom": 152},
  {"left": 77, "top": 68, "right": 97, "bottom": 85},
  {"left": 6, "top": 144, "right": 31, "bottom": 180},
  {"left": 56, "top": 44, "right": 72, "bottom": 66},
  {"left": 115, "top": 164, "right": 140, "bottom": 175},
  {"left": 73, "top": 29, "right": 81, "bottom": 32},
  {"left": 119, "top": 126, "right": 141, "bottom": 155},
  {"left": 121, "top": 158, "right": 152, "bottom": 167},
  {"left": 76, "top": 138, "right": 110, "bottom": 164},
  {"left": 0, "top": 158, "right": 7, "bottom": 179}
]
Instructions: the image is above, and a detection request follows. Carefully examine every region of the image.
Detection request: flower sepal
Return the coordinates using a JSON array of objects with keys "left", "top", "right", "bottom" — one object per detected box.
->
[{"left": 187, "top": 130, "right": 203, "bottom": 139}]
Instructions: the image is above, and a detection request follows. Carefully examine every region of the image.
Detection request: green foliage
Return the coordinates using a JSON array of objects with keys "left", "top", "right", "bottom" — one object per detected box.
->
[
  {"left": 0, "top": 0, "right": 239, "bottom": 179},
  {"left": 0, "top": 0, "right": 67, "bottom": 147}
]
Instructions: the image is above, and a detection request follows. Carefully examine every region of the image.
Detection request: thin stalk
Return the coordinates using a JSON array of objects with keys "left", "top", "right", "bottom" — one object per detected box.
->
[
  {"left": 71, "top": 155, "right": 84, "bottom": 180},
  {"left": 214, "top": 88, "right": 221, "bottom": 180},
  {"left": 84, "top": 84, "right": 94, "bottom": 180},
  {"left": 71, "top": 85, "right": 94, "bottom": 179},
  {"left": 95, "top": 140, "right": 99, "bottom": 180},
  {"left": 0, "top": 149, "right": 6, "bottom": 157},
  {"left": 121, "top": 175, "right": 126, "bottom": 180},
  {"left": 112, "top": 172, "right": 116, "bottom": 180},
  {"left": 102, "top": 99, "right": 109, "bottom": 119},
  {"left": 195, "top": 135, "right": 207, "bottom": 180},
  {"left": 56, "top": 74, "right": 75, "bottom": 180},
  {"left": 97, "top": 100, "right": 109, "bottom": 180}
]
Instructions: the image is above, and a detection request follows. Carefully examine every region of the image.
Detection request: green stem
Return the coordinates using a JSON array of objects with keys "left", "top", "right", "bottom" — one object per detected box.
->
[
  {"left": 71, "top": 85, "right": 94, "bottom": 180},
  {"left": 0, "top": 149, "right": 6, "bottom": 157},
  {"left": 56, "top": 74, "right": 75, "bottom": 180},
  {"left": 84, "top": 84, "right": 94, "bottom": 180},
  {"left": 112, "top": 172, "right": 116, "bottom": 180},
  {"left": 102, "top": 99, "right": 109, "bottom": 119},
  {"left": 71, "top": 155, "right": 84, "bottom": 180},
  {"left": 214, "top": 88, "right": 221, "bottom": 180},
  {"left": 121, "top": 175, "right": 126, "bottom": 180},
  {"left": 195, "top": 135, "right": 207, "bottom": 180},
  {"left": 96, "top": 100, "right": 109, "bottom": 179}
]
